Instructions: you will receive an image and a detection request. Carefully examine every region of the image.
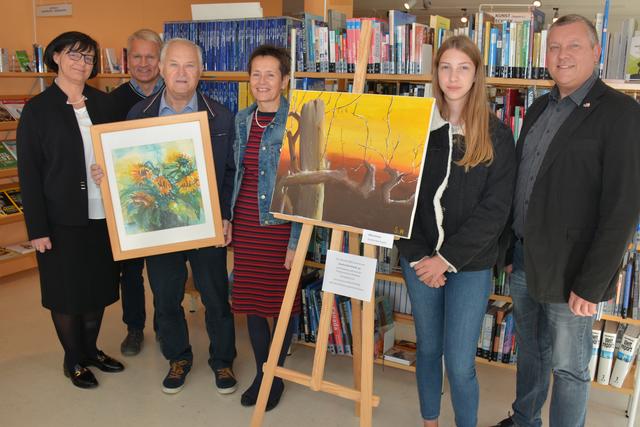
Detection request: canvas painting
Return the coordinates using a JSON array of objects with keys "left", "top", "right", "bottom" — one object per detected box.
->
[
  {"left": 91, "top": 112, "right": 224, "bottom": 260},
  {"left": 270, "top": 90, "right": 435, "bottom": 238}
]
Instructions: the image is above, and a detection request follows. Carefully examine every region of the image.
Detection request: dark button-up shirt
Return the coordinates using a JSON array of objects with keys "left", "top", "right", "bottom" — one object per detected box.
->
[{"left": 513, "top": 72, "right": 597, "bottom": 238}]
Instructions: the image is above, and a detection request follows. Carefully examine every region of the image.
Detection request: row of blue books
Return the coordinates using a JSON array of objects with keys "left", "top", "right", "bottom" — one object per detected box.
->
[
  {"left": 164, "top": 17, "right": 301, "bottom": 72},
  {"left": 199, "top": 81, "right": 239, "bottom": 113}
]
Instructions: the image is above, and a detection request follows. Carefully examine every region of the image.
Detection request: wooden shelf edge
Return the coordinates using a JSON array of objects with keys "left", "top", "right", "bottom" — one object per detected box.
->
[
  {"left": 0, "top": 121, "right": 18, "bottom": 131},
  {"left": 0, "top": 212, "right": 23, "bottom": 225},
  {"left": 303, "top": 259, "right": 404, "bottom": 284},
  {"left": 0, "top": 252, "right": 36, "bottom": 278},
  {"left": 0, "top": 168, "right": 18, "bottom": 179},
  {"left": 600, "top": 314, "right": 640, "bottom": 326},
  {"left": 0, "top": 72, "right": 55, "bottom": 78}
]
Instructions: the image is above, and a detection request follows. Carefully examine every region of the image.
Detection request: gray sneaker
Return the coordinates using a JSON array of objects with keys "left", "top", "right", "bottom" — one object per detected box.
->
[{"left": 120, "top": 330, "right": 144, "bottom": 356}]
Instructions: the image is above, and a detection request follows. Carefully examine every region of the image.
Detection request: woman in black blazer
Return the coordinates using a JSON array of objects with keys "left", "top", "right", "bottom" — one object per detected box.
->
[{"left": 17, "top": 32, "right": 124, "bottom": 389}]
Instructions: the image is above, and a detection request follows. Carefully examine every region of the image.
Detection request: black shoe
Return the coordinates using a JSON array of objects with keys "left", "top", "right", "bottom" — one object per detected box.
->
[
  {"left": 214, "top": 367, "right": 238, "bottom": 394},
  {"left": 491, "top": 416, "right": 517, "bottom": 427},
  {"left": 240, "top": 392, "right": 256, "bottom": 407},
  {"left": 266, "top": 381, "right": 284, "bottom": 411},
  {"left": 63, "top": 364, "right": 98, "bottom": 389},
  {"left": 162, "top": 359, "right": 192, "bottom": 394},
  {"left": 120, "top": 330, "right": 144, "bottom": 356},
  {"left": 240, "top": 386, "right": 282, "bottom": 411},
  {"left": 84, "top": 350, "right": 125, "bottom": 373}
]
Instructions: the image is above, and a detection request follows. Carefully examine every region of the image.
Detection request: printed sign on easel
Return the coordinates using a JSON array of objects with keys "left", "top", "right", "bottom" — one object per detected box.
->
[{"left": 322, "top": 250, "right": 377, "bottom": 302}]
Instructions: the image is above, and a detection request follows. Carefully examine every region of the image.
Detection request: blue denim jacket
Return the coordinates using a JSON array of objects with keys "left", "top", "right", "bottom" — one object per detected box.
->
[{"left": 231, "top": 96, "right": 301, "bottom": 250}]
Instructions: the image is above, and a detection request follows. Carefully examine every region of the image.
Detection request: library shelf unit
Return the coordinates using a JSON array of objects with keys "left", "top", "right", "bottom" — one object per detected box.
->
[
  {"left": 294, "top": 71, "right": 640, "bottom": 92},
  {"left": 301, "top": 259, "right": 640, "bottom": 404},
  {"left": 0, "top": 88, "right": 32, "bottom": 279}
]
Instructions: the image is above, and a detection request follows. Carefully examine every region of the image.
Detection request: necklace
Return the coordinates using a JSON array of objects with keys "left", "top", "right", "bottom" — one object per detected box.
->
[
  {"left": 66, "top": 95, "right": 87, "bottom": 105},
  {"left": 54, "top": 78, "right": 87, "bottom": 105},
  {"left": 254, "top": 110, "right": 275, "bottom": 129}
]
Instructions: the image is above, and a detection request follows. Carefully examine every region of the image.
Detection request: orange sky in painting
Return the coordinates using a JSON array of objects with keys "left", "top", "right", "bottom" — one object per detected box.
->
[{"left": 283, "top": 90, "right": 435, "bottom": 175}]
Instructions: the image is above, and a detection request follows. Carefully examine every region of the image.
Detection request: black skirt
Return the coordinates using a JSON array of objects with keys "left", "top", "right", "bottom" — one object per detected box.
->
[{"left": 36, "top": 219, "right": 119, "bottom": 314}]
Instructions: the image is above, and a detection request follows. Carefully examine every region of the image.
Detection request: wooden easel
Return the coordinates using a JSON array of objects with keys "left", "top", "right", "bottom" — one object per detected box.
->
[{"left": 250, "top": 21, "right": 379, "bottom": 427}]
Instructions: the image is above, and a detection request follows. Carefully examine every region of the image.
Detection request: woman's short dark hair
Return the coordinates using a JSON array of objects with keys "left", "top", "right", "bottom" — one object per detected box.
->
[
  {"left": 44, "top": 31, "right": 100, "bottom": 78},
  {"left": 248, "top": 45, "right": 290, "bottom": 77}
]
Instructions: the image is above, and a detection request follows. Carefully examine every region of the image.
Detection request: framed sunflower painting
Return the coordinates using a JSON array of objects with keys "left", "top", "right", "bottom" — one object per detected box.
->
[{"left": 91, "top": 111, "right": 224, "bottom": 260}]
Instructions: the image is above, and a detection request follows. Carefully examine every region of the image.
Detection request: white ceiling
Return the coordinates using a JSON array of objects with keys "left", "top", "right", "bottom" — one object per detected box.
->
[{"left": 352, "top": 0, "right": 639, "bottom": 31}]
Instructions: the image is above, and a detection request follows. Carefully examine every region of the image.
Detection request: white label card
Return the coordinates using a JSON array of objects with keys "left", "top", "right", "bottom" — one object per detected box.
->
[
  {"left": 361, "top": 229, "right": 394, "bottom": 249},
  {"left": 322, "top": 250, "right": 377, "bottom": 302}
]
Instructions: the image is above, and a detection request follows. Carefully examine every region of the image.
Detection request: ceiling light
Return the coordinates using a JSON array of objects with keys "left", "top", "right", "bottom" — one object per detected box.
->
[
  {"left": 403, "top": 0, "right": 416, "bottom": 10},
  {"left": 461, "top": 8, "right": 468, "bottom": 24},
  {"left": 532, "top": 0, "right": 542, "bottom": 7},
  {"left": 552, "top": 8, "right": 559, "bottom": 23}
]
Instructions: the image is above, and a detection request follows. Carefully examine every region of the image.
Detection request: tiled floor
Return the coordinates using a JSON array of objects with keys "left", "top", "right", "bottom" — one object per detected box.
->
[{"left": 0, "top": 269, "right": 634, "bottom": 426}]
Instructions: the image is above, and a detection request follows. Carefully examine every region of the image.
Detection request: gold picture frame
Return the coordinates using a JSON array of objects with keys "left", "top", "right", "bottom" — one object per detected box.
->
[{"left": 91, "top": 111, "right": 224, "bottom": 260}]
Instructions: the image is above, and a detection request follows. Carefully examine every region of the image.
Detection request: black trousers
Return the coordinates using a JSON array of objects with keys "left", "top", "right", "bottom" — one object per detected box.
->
[{"left": 146, "top": 246, "right": 236, "bottom": 369}]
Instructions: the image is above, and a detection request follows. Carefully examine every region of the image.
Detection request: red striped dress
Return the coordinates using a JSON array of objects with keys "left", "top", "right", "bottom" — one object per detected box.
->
[{"left": 232, "top": 111, "right": 301, "bottom": 317}]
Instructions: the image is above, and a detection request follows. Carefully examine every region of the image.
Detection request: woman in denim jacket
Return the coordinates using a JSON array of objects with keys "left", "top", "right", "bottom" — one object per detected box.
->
[{"left": 230, "top": 45, "right": 300, "bottom": 411}]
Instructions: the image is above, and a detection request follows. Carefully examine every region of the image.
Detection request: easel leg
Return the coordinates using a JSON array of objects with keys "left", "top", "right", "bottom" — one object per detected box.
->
[
  {"left": 250, "top": 224, "right": 314, "bottom": 427},
  {"left": 310, "top": 230, "right": 344, "bottom": 390},
  {"left": 349, "top": 232, "right": 363, "bottom": 417},
  {"left": 359, "top": 244, "right": 377, "bottom": 427}
]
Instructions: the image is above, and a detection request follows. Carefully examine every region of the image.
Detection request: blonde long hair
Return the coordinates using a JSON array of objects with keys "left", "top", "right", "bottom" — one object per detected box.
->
[{"left": 433, "top": 35, "right": 493, "bottom": 170}]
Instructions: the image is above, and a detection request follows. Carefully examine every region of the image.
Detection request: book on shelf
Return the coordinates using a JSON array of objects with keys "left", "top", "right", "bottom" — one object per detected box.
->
[
  {"left": 14, "top": 50, "right": 31, "bottom": 72},
  {"left": 0, "top": 99, "right": 25, "bottom": 120},
  {"left": 32, "top": 44, "right": 44, "bottom": 73},
  {"left": 609, "top": 325, "right": 640, "bottom": 388},
  {"left": 0, "top": 142, "right": 17, "bottom": 170},
  {"left": 626, "top": 31, "right": 640, "bottom": 81},
  {"left": 5, "top": 188, "right": 22, "bottom": 211},
  {"left": 0, "top": 191, "right": 19, "bottom": 215},
  {"left": 2, "top": 140, "right": 16, "bottom": 160},
  {"left": 0, "top": 103, "right": 16, "bottom": 122},
  {"left": 597, "top": 320, "right": 619, "bottom": 385},
  {"left": 589, "top": 320, "right": 604, "bottom": 381},
  {"left": 384, "top": 343, "right": 417, "bottom": 366},
  {"left": 103, "top": 48, "right": 122, "bottom": 73},
  {"left": 0, "top": 246, "right": 20, "bottom": 261},
  {"left": 4, "top": 241, "right": 35, "bottom": 254},
  {"left": 0, "top": 48, "right": 8, "bottom": 72}
]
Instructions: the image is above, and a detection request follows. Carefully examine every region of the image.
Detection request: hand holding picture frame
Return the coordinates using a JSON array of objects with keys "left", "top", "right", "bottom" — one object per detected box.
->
[{"left": 91, "top": 111, "right": 224, "bottom": 260}]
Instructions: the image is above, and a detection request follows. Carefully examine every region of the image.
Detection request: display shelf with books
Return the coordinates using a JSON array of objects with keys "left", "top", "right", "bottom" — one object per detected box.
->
[{"left": 304, "top": 248, "right": 640, "bottom": 401}]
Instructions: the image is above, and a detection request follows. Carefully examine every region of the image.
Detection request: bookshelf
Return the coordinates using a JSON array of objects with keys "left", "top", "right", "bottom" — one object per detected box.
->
[
  {"left": 301, "top": 259, "right": 640, "bottom": 399},
  {"left": 0, "top": 91, "right": 32, "bottom": 278},
  {"left": 295, "top": 72, "right": 640, "bottom": 92}
]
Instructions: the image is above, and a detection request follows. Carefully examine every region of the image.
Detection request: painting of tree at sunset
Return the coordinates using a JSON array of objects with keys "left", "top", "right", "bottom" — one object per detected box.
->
[{"left": 270, "top": 90, "right": 435, "bottom": 238}]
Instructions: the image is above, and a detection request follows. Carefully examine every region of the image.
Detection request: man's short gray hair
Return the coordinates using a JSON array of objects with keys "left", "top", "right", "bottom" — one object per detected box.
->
[
  {"left": 127, "top": 29, "right": 163, "bottom": 53},
  {"left": 160, "top": 38, "right": 203, "bottom": 69},
  {"left": 549, "top": 14, "right": 599, "bottom": 47}
]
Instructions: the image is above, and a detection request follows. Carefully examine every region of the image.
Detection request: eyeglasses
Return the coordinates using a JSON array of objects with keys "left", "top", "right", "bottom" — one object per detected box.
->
[{"left": 66, "top": 50, "right": 96, "bottom": 65}]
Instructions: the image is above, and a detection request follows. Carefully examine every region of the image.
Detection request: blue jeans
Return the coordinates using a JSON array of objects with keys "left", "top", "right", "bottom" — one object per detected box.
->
[
  {"left": 401, "top": 257, "right": 492, "bottom": 426},
  {"left": 146, "top": 246, "right": 236, "bottom": 370},
  {"left": 120, "top": 258, "right": 146, "bottom": 331},
  {"left": 510, "top": 242, "right": 593, "bottom": 427}
]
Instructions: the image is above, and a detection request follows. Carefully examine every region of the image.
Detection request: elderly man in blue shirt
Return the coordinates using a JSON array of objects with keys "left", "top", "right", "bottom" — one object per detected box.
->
[{"left": 93, "top": 38, "right": 237, "bottom": 395}]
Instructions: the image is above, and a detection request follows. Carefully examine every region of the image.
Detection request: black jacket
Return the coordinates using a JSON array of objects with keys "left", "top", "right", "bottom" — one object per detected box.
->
[
  {"left": 396, "top": 113, "right": 516, "bottom": 271},
  {"left": 17, "top": 83, "right": 117, "bottom": 240},
  {"left": 127, "top": 91, "right": 236, "bottom": 220},
  {"left": 513, "top": 79, "right": 640, "bottom": 303},
  {"left": 110, "top": 81, "right": 165, "bottom": 121}
]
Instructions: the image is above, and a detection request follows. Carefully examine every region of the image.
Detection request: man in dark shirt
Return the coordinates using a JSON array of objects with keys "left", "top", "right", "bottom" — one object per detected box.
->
[
  {"left": 111, "top": 29, "right": 164, "bottom": 357},
  {"left": 111, "top": 29, "right": 165, "bottom": 120},
  {"left": 494, "top": 15, "right": 640, "bottom": 427}
]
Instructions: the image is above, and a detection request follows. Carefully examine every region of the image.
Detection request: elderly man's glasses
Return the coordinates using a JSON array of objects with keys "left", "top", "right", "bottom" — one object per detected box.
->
[{"left": 66, "top": 50, "right": 96, "bottom": 65}]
